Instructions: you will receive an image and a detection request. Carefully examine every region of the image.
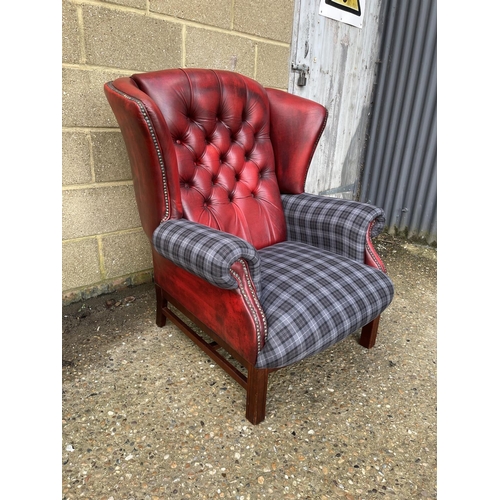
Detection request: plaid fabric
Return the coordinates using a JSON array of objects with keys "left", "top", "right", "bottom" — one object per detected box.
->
[
  {"left": 255, "top": 241, "right": 394, "bottom": 369},
  {"left": 281, "top": 193, "right": 386, "bottom": 262},
  {"left": 153, "top": 219, "right": 262, "bottom": 294}
]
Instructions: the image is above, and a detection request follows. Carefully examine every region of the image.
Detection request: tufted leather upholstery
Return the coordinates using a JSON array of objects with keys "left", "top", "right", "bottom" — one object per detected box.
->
[{"left": 131, "top": 69, "right": 287, "bottom": 249}]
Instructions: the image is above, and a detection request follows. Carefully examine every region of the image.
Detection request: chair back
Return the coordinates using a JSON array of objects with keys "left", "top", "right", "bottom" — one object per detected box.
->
[{"left": 117, "top": 68, "right": 288, "bottom": 249}]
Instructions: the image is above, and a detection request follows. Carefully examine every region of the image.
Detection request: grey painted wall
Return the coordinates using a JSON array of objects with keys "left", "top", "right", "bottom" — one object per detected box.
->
[{"left": 288, "top": 0, "right": 386, "bottom": 199}]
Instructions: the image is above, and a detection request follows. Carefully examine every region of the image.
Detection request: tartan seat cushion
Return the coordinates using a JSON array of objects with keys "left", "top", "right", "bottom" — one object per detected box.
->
[{"left": 255, "top": 241, "right": 394, "bottom": 369}]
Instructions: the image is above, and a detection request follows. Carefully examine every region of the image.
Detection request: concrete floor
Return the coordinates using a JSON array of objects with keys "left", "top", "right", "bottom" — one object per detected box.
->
[{"left": 62, "top": 233, "right": 437, "bottom": 499}]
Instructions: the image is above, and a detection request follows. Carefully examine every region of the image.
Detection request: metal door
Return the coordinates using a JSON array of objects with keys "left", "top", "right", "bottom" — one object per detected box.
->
[{"left": 288, "top": 0, "right": 385, "bottom": 199}]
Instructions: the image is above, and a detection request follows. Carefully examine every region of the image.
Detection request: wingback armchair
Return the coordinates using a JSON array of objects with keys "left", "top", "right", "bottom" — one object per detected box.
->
[{"left": 104, "top": 68, "right": 394, "bottom": 424}]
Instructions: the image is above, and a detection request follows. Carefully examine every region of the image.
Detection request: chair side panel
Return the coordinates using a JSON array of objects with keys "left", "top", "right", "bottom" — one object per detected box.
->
[{"left": 153, "top": 250, "right": 262, "bottom": 365}]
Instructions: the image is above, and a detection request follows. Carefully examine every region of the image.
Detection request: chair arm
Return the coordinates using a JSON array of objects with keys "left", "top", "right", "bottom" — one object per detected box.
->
[
  {"left": 281, "top": 193, "right": 386, "bottom": 263},
  {"left": 152, "top": 219, "right": 262, "bottom": 296}
]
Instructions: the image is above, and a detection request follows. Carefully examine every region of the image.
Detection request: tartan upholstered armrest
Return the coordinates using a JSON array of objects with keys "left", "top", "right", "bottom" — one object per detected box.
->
[
  {"left": 281, "top": 193, "right": 386, "bottom": 263},
  {"left": 152, "top": 219, "right": 262, "bottom": 295}
]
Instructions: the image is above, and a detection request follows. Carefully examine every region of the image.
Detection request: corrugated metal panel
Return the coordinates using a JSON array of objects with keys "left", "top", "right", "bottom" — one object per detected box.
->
[{"left": 360, "top": 0, "right": 437, "bottom": 245}]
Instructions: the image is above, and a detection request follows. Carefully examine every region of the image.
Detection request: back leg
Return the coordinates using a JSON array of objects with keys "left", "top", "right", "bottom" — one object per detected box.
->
[
  {"left": 155, "top": 284, "right": 167, "bottom": 327},
  {"left": 359, "top": 315, "right": 380, "bottom": 349}
]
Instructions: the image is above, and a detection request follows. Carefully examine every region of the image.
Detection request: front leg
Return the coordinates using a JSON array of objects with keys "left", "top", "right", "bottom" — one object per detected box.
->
[{"left": 246, "top": 366, "right": 269, "bottom": 425}]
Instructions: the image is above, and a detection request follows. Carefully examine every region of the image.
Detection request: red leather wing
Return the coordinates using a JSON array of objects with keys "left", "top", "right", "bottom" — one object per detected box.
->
[{"left": 266, "top": 88, "right": 328, "bottom": 194}]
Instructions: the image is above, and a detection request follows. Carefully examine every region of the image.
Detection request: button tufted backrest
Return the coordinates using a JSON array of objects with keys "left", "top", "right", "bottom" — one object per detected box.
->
[{"left": 131, "top": 68, "right": 287, "bottom": 250}]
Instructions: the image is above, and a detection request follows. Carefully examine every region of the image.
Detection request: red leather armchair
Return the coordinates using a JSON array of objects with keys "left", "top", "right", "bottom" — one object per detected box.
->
[{"left": 104, "top": 69, "right": 394, "bottom": 424}]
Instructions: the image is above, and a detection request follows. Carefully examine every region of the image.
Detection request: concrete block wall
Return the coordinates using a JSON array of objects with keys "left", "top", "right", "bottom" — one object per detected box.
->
[{"left": 62, "top": 0, "right": 294, "bottom": 304}]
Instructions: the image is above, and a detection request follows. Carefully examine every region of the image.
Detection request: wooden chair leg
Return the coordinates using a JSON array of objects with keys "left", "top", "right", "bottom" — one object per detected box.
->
[
  {"left": 246, "top": 366, "right": 269, "bottom": 425},
  {"left": 155, "top": 284, "right": 167, "bottom": 327},
  {"left": 359, "top": 315, "right": 380, "bottom": 349}
]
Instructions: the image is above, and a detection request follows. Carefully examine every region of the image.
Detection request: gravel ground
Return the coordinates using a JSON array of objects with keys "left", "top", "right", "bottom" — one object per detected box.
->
[{"left": 62, "top": 233, "right": 437, "bottom": 499}]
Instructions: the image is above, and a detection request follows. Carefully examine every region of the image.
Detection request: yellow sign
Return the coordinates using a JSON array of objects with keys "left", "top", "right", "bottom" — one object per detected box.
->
[
  {"left": 325, "top": 0, "right": 361, "bottom": 17},
  {"left": 320, "top": 0, "right": 365, "bottom": 28}
]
